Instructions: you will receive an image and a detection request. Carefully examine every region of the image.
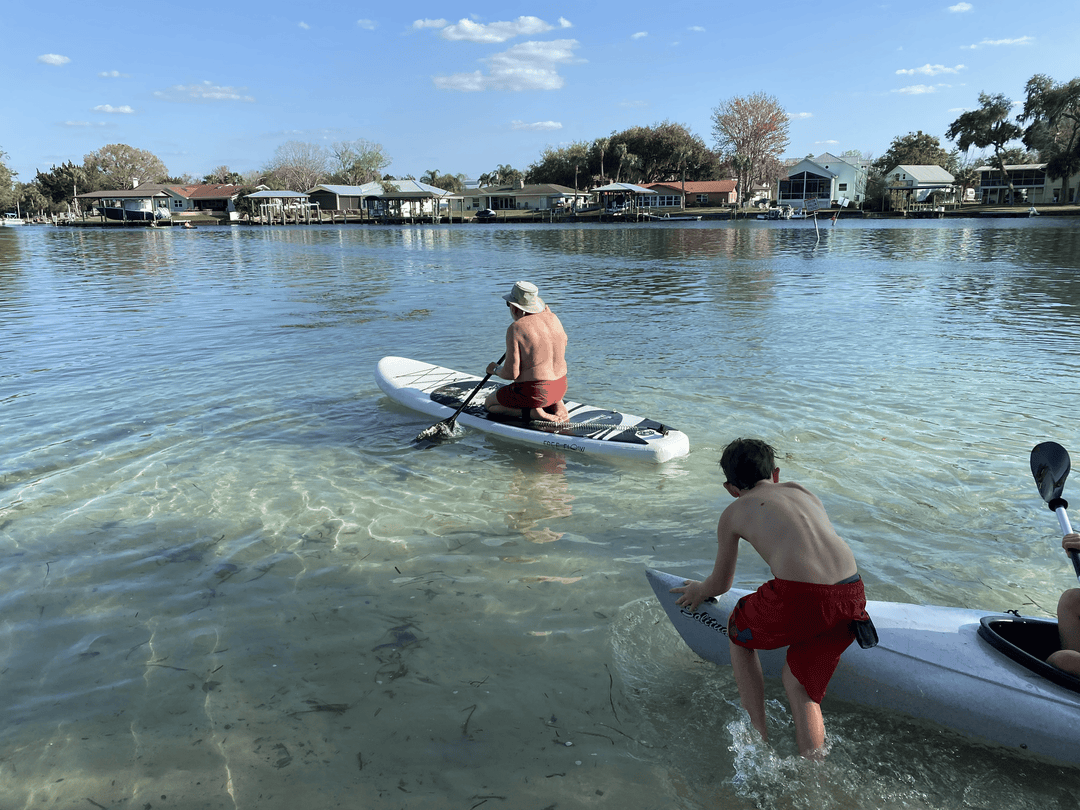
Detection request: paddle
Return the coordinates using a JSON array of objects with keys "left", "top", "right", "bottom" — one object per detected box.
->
[
  {"left": 1030, "top": 441, "right": 1080, "bottom": 582},
  {"left": 414, "top": 354, "right": 506, "bottom": 442}
]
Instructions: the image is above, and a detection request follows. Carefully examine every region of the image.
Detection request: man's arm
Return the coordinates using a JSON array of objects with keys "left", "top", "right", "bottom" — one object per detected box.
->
[
  {"left": 488, "top": 325, "right": 522, "bottom": 379},
  {"left": 671, "top": 506, "right": 741, "bottom": 611}
]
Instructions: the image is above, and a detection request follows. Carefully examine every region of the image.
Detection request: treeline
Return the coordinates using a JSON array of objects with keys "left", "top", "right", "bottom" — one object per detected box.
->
[{"left": 2, "top": 75, "right": 1079, "bottom": 216}]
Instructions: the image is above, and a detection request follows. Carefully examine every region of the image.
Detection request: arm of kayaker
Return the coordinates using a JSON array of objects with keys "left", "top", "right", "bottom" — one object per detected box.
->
[
  {"left": 672, "top": 510, "right": 740, "bottom": 611},
  {"left": 488, "top": 324, "right": 521, "bottom": 380}
]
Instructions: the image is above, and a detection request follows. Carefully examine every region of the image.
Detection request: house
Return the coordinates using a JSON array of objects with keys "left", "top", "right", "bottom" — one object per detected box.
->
[
  {"left": 778, "top": 154, "right": 869, "bottom": 210},
  {"left": 643, "top": 180, "right": 737, "bottom": 208},
  {"left": 974, "top": 164, "right": 1080, "bottom": 205},
  {"left": 307, "top": 180, "right": 454, "bottom": 217},
  {"left": 76, "top": 183, "right": 172, "bottom": 221},
  {"left": 245, "top": 189, "right": 314, "bottom": 221},
  {"left": 882, "top": 165, "right": 956, "bottom": 207},
  {"left": 592, "top": 182, "right": 660, "bottom": 212},
  {"left": 163, "top": 184, "right": 244, "bottom": 215},
  {"left": 466, "top": 182, "right": 589, "bottom": 212}
]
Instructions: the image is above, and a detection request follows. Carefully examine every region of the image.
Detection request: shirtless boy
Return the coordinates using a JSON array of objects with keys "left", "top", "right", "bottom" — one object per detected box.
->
[
  {"left": 671, "top": 438, "right": 873, "bottom": 759},
  {"left": 484, "top": 281, "right": 569, "bottom": 423},
  {"left": 1047, "top": 533, "right": 1080, "bottom": 677}
]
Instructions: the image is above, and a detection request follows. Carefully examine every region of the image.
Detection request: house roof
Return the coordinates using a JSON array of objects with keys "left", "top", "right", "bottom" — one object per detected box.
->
[
  {"left": 308, "top": 181, "right": 452, "bottom": 197},
  {"left": 784, "top": 159, "right": 838, "bottom": 179},
  {"left": 167, "top": 184, "right": 244, "bottom": 200},
  {"left": 476, "top": 183, "right": 582, "bottom": 196},
  {"left": 246, "top": 190, "right": 310, "bottom": 199},
  {"left": 645, "top": 180, "right": 737, "bottom": 194},
  {"left": 974, "top": 163, "right": 1047, "bottom": 172},
  {"left": 592, "top": 182, "right": 655, "bottom": 194},
  {"left": 886, "top": 165, "right": 955, "bottom": 184},
  {"left": 76, "top": 182, "right": 170, "bottom": 200}
]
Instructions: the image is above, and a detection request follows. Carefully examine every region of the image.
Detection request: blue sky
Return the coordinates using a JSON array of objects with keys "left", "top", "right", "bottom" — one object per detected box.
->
[{"left": 2, "top": 1, "right": 1077, "bottom": 185}]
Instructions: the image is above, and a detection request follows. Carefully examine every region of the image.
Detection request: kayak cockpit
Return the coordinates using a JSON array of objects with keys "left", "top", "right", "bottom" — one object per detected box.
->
[{"left": 977, "top": 615, "right": 1080, "bottom": 694}]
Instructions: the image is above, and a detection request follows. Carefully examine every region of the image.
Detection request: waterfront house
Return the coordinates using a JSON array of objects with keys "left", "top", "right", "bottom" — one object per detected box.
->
[
  {"left": 974, "top": 164, "right": 1080, "bottom": 205},
  {"left": 466, "top": 182, "right": 589, "bottom": 212},
  {"left": 307, "top": 180, "right": 455, "bottom": 217},
  {"left": 163, "top": 184, "right": 244, "bottom": 217},
  {"left": 882, "top": 165, "right": 956, "bottom": 209},
  {"left": 779, "top": 154, "right": 868, "bottom": 210},
  {"left": 643, "top": 180, "right": 737, "bottom": 209}
]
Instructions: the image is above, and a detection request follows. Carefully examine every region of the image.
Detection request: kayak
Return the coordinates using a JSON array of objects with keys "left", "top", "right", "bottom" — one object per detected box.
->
[
  {"left": 375, "top": 356, "right": 690, "bottom": 463},
  {"left": 645, "top": 568, "right": 1080, "bottom": 765}
]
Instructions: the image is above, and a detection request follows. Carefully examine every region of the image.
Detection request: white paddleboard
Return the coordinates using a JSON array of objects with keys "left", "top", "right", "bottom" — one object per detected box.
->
[{"left": 375, "top": 356, "right": 690, "bottom": 463}]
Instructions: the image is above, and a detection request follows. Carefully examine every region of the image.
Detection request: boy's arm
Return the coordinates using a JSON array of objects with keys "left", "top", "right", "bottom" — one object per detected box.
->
[{"left": 671, "top": 506, "right": 741, "bottom": 611}]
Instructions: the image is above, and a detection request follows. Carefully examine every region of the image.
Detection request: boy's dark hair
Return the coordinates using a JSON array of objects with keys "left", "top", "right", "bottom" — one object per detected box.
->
[{"left": 720, "top": 438, "right": 776, "bottom": 490}]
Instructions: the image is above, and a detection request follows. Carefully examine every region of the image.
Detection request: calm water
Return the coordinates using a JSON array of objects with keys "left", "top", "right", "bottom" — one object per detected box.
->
[{"left": 3, "top": 220, "right": 1080, "bottom": 808}]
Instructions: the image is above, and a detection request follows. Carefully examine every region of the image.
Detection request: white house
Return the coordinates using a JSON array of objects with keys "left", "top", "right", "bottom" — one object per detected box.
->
[
  {"left": 778, "top": 154, "right": 869, "bottom": 210},
  {"left": 882, "top": 165, "right": 956, "bottom": 206}
]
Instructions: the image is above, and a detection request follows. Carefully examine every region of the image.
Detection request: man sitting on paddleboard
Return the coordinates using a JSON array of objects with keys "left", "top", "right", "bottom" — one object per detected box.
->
[
  {"left": 671, "top": 438, "right": 874, "bottom": 760},
  {"left": 484, "top": 281, "right": 569, "bottom": 423},
  {"left": 1049, "top": 533, "right": 1080, "bottom": 677}
]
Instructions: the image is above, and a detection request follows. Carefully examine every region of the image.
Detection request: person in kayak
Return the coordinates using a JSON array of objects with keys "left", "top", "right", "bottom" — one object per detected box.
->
[
  {"left": 1048, "top": 533, "right": 1080, "bottom": 677},
  {"left": 484, "top": 281, "right": 569, "bottom": 423},
  {"left": 670, "top": 438, "right": 874, "bottom": 760}
]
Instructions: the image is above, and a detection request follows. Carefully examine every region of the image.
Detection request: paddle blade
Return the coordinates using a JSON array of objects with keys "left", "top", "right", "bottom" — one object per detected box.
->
[
  {"left": 414, "top": 420, "right": 454, "bottom": 443},
  {"left": 1031, "top": 442, "right": 1071, "bottom": 504}
]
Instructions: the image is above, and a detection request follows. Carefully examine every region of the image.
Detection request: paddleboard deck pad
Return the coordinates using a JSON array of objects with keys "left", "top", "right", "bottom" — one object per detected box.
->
[{"left": 376, "top": 356, "right": 690, "bottom": 463}]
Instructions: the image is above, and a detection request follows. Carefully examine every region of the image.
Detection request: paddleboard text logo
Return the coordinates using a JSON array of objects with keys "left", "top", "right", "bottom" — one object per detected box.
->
[
  {"left": 679, "top": 606, "right": 728, "bottom": 636},
  {"left": 543, "top": 440, "right": 585, "bottom": 454}
]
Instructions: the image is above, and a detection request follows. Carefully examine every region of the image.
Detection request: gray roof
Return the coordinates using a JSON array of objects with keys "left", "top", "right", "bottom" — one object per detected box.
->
[
  {"left": 592, "top": 182, "right": 656, "bottom": 194},
  {"left": 246, "top": 189, "right": 309, "bottom": 199},
  {"left": 887, "top": 165, "right": 955, "bottom": 184},
  {"left": 307, "top": 181, "right": 451, "bottom": 197}
]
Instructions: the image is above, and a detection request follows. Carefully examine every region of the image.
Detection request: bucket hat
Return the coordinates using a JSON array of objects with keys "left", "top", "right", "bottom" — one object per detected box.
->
[{"left": 503, "top": 280, "right": 546, "bottom": 313}]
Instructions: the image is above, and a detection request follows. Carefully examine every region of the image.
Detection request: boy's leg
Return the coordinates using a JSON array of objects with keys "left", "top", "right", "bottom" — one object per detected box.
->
[
  {"left": 781, "top": 663, "right": 825, "bottom": 759},
  {"left": 729, "top": 640, "right": 768, "bottom": 742}
]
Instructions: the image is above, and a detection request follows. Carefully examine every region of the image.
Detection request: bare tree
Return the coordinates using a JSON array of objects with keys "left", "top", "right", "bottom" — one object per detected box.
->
[
  {"left": 330, "top": 139, "right": 391, "bottom": 185},
  {"left": 711, "top": 92, "right": 790, "bottom": 205},
  {"left": 263, "top": 141, "right": 330, "bottom": 191}
]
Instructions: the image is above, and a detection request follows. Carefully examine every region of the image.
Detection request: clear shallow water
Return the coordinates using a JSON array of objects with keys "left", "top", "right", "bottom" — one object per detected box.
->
[{"left": 3, "top": 220, "right": 1080, "bottom": 807}]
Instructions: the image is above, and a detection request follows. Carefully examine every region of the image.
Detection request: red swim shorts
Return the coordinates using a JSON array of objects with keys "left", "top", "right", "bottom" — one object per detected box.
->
[
  {"left": 495, "top": 375, "right": 567, "bottom": 409},
  {"left": 727, "top": 576, "right": 870, "bottom": 703}
]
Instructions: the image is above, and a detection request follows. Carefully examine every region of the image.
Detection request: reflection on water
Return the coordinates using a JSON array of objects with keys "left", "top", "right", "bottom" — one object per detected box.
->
[{"left": 2, "top": 221, "right": 1080, "bottom": 806}]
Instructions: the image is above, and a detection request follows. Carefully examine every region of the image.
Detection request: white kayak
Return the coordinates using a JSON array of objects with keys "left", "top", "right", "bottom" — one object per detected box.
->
[
  {"left": 645, "top": 568, "right": 1080, "bottom": 765},
  {"left": 375, "top": 356, "right": 690, "bottom": 463}
]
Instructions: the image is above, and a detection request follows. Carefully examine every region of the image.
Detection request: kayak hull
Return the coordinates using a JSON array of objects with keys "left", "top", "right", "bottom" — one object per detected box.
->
[
  {"left": 376, "top": 356, "right": 690, "bottom": 463},
  {"left": 645, "top": 568, "right": 1080, "bottom": 765}
]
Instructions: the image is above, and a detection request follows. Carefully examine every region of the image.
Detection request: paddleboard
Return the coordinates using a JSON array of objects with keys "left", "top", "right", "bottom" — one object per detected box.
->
[
  {"left": 645, "top": 568, "right": 1080, "bottom": 764},
  {"left": 375, "top": 356, "right": 690, "bottom": 463}
]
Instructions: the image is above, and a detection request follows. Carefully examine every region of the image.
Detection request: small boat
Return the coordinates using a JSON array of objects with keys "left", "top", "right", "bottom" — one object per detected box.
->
[
  {"left": 376, "top": 356, "right": 690, "bottom": 463},
  {"left": 1, "top": 214, "right": 25, "bottom": 226},
  {"left": 182, "top": 222, "right": 198, "bottom": 230},
  {"left": 645, "top": 568, "right": 1080, "bottom": 765},
  {"left": 644, "top": 213, "right": 702, "bottom": 221}
]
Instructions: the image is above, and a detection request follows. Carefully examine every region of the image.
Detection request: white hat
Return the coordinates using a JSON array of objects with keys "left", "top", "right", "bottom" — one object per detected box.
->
[{"left": 503, "top": 280, "right": 546, "bottom": 313}]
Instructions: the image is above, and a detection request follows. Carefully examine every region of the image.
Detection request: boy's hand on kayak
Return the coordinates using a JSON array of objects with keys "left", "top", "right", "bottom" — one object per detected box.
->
[{"left": 672, "top": 580, "right": 709, "bottom": 612}]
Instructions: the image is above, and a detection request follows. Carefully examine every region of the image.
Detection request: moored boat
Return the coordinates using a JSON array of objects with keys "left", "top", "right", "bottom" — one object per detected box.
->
[{"left": 646, "top": 567, "right": 1080, "bottom": 765}]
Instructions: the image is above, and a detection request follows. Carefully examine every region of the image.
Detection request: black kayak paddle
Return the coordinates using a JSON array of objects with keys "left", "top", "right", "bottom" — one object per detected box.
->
[
  {"left": 414, "top": 354, "right": 505, "bottom": 443},
  {"left": 1030, "top": 441, "right": 1080, "bottom": 582}
]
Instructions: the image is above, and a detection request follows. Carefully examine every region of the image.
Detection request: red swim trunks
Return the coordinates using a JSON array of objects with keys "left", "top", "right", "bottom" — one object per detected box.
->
[
  {"left": 727, "top": 576, "right": 870, "bottom": 704},
  {"left": 495, "top": 375, "right": 567, "bottom": 409}
]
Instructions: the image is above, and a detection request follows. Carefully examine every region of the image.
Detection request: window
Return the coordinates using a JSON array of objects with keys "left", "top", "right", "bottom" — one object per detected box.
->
[
  {"left": 697, "top": 194, "right": 709, "bottom": 204},
  {"left": 838, "top": 183, "right": 847, "bottom": 191}
]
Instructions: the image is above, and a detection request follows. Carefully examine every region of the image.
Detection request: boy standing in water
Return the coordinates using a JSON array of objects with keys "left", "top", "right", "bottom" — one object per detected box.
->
[{"left": 671, "top": 438, "right": 874, "bottom": 759}]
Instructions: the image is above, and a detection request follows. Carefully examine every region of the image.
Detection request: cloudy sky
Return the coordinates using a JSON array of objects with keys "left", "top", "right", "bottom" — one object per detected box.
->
[{"left": 2, "top": 0, "right": 1077, "bottom": 184}]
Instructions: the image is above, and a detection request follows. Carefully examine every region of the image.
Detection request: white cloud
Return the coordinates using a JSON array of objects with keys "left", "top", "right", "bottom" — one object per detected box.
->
[
  {"left": 789, "top": 112, "right": 813, "bottom": 120},
  {"left": 433, "top": 39, "right": 582, "bottom": 92},
  {"left": 38, "top": 54, "right": 70, "bottom": 66},
  {"left": 963, "top": 35, "right": 1034, "bottom": 49},
  {"left": 631, "top": 31, "right": 647, "bottom": 40},
  {"left": 413, "top": 19, "right": 448, "bottom": 30},
  {"left": 689, "top": 26, "right": 706, "bottom": 32},
  {"left": 155, "top": 81, "right": 256, "bottom": 102},
  {"left": 437, "top": 16, "right": 570, "bottom": 43},
  {"left": 511, "top": 120, "right": 562, "bottom": 131},
  {"left": 896, "top": 63, "right": 965, "bottom": 76},
  {"left": 99, "top": 70, "right": 129, "bottom": 78},
  {"left": 948, "top": 2, "right": 973, "bottom": 11},
  {"left": 299, "top": 21, "right": 310, "bottom": 30},
  {"left": 893, "top": 85, "right": 938, "bottom": 94},
  {"left": 357, "top": 19, "right": 376, "bottom": 30},
  {"left": 816, "top": 139, "right": 840, "bottom": 145},
  {"left": 94, "top": 104, "right": 134, "bottom": 114}
]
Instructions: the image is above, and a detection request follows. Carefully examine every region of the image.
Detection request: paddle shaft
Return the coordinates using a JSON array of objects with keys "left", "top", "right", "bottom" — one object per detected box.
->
[{"left": 439, "top": 353, "right": 505, "bottom": 430}]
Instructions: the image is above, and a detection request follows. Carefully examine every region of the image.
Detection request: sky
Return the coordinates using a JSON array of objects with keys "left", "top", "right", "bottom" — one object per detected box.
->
[{"left": 2, "top": 0, "right": 1078, "bottom": 186}]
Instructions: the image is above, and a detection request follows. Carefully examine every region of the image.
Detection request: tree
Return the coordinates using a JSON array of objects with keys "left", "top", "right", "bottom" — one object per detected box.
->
[
  {"left": 608, "top": 121, "right": 720, "bottom": 184},
  {"left": 232, "top": 186, "right": 260, "bottom": 219},
  {"left": 330, "top": 139, "right": 390, "bottom": 185},
  {"left": 33, "top": 160, "right": 102, "bottom": 213},
  {"left": 0, "top": 149, "right": 15, "bottom": 213},
  {"left": 262, "top": 140, "right": 330, "bottom": 191},
  {"left": 872, "top": 131, "right": 956, "bottom": 173},
  {"left": 17, "top": 182, "right": 49, "bottom": 218},
  {"left": 711, "top": 92, "right": 790, "bottom": 205},
  {"left": 1020, "top": 74, "right": 1080, "bottom": 204},
  {"left": 952, "top": 150, "right": 985, "bottom": 206},
  {"left": 84, "top": 143, "right": 168, "bottom": 188},
  {"left": 203, "top": 166, "right": 244, "bottom": 185},
  {"left": 525, "top": 141, "right": 592, "bottom": 187},
  {"left": 946, "top": 93, "right": 1024, "bottom": 201}
]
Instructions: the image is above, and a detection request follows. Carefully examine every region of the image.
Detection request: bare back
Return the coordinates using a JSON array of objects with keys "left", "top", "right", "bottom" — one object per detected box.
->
[
  {"left": 722, "top": 481, "right": 857, "bottom": 584},
  {"left": 505, "top": 307, "right": 568, "bottom": 382}
]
